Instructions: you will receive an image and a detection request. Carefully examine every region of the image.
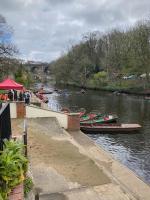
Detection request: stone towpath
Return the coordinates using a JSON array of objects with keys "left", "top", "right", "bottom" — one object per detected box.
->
[{"left": 11, "top": 118, "right": 150, "bottom": 200}]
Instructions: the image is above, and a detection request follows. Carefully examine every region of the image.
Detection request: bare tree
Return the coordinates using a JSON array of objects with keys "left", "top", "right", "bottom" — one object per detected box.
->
[
  {"left": 0, "top": 14, "right": 19, "bottom": 79},
  {"left": 0, "top": 14, "right": 18, "bottom": 59}
]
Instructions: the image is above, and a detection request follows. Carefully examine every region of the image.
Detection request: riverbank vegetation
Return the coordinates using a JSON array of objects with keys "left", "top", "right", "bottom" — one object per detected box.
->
[{"left": 52, "top": 19, "right": 150, "bottom": 92}]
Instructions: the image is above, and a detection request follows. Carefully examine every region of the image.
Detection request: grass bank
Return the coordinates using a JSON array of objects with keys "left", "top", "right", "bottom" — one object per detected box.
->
[{"left": 56, "top": 79, "right": 150, "bottom": 96}]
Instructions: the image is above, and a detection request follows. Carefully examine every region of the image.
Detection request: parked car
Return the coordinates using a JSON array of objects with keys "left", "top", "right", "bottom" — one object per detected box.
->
[{"left": 122, "top": 75, "right": 136, "bottom": 80}]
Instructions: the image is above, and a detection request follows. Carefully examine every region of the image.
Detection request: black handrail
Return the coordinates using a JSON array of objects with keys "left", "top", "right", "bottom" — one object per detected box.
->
[{"left": 0, "top": 102, "right": 11, "bottom": 150}]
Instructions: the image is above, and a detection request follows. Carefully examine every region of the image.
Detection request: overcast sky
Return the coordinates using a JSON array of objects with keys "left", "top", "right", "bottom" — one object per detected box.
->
[{"left": 0, "top": 0, "right": 150, "bottom": 62}]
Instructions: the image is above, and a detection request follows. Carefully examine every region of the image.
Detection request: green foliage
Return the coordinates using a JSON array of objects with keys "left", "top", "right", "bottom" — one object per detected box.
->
[
  {"left": 93, "top": 71, "right": 108, "bottom": 86},
  {"left": 0, "top": 140, "right": 28, "bottom": 200},
  {"left": 15, "top": 65, "right": 33, "bottom": 88},
  {"left": 52, "top": 18, "right": 150, "bottom": 89},
  {"left": 102, "top": 79, "right": 145, "bottom": 90},
  {"left": 24, "top": 177, "right": 34, "bottom": 197},
  {"left": 0, "top": 90, "right": 5, "bottom": 94},
  {"left": 94, "top": 71, "right": 107, "bottom": 79}
]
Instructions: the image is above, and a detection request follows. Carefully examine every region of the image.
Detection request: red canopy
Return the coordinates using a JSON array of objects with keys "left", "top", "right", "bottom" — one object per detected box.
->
[{"left": 0, "top": 78, "right": 23, "bottom": 90}]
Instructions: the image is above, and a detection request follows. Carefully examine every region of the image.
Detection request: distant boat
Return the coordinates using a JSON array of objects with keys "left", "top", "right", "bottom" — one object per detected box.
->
[
  {"left": 39, "top": 91, "right": 53, "bottom": 94},
  {"left": 80, "top": 123, "right": 142, "bottom": 134},
  {"left": 35, "top": 93, "right": 49, "bottom": 103},
  {"left": 80, "top": 89, "right": 86, "bottom": 94},
  {"left": 53, "top": 88, "right": 59, "bottom": 92},
  {"left": 38, "top": 90, "right": 53, "bottom": 94}
]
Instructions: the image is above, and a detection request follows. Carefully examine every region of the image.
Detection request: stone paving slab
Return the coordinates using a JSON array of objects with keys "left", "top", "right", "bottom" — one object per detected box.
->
[
  {"left": 39, "top": 184, "right": 137, "bottom": 200},
  {"left": 11, "top": 118, "right": 24, "bottom": 136},
  {"left": 32, "top": 164, "right": 70, "bottom": 194},
  {"left": 27, "top": 117, "right": 64, "bottom": 136}
]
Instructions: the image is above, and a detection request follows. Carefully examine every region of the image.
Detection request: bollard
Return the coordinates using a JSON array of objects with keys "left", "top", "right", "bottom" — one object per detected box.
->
[
  {"left": 35, "top": 193, "right": 39, "bottom": 200},
  {"left": 16, "top": 102, "right": 26, "bottom": 118},
  {"left": 67, "top": 113, "right": 80, "bottom": 131}
]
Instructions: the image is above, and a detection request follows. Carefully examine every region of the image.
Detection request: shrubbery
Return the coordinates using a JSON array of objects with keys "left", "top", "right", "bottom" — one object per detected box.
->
[{"left": 0, "top": 140, "right": 28, "bottom": 200}]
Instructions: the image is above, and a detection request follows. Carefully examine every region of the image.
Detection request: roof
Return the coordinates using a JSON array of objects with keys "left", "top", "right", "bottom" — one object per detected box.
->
[{"left": 0, "top": 78, "right": 23, "bottom": 90}]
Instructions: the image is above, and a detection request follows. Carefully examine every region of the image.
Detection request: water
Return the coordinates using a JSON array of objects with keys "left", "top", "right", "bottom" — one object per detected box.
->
[{"left": 45, "top": 86, "right": 150, "bottom": 184}]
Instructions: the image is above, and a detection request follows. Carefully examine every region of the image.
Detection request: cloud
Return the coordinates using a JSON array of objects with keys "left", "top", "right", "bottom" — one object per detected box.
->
[{"left": 0, "top": 0, "right": 150, "bottom": 61}]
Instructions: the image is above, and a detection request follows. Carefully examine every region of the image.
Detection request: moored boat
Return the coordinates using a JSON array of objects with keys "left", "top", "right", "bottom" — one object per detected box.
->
[
  {"left": 80, "top": 113, "right": 98, "bottom": 122},
  {"left": 39, "top": 91, "right": 53, "bottom": 94},
  {"left": 79, "top": 108, "right": 86, "bottom": 117},
  {"left": 80, "top": 114, "right": 118, "bottom": 125},
  {"left": 35, "top": 93, "right": 49, "bottom": 103},
  {"left": 80, "top": 123, "right": 142, "bottom": 134},
  {"left": 42, "top": 96, "right": 49, "bottom": 103}
]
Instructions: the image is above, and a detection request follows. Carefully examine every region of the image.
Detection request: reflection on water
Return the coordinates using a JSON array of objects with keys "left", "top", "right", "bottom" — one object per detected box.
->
[{"left": 46, "top": 86, "right": 150, "bottom": 184}]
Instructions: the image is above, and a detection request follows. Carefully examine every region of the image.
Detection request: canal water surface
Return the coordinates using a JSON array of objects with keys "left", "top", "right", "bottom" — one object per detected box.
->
[{"left": 46, "top": 86, "right": 150, "bottom": 184}]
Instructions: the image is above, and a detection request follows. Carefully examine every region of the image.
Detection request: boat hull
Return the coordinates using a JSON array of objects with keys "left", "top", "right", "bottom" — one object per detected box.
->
[
  {"left": 39, "top": 92, "right": 53, "bottom": 94},
  {"left": 80, "top": 124, "right": 142, "bottom": 134}
]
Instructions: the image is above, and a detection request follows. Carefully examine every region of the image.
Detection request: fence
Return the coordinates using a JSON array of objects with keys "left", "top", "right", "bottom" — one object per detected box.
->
[
  {"left": 0, "top": 102, "right": 12, "bottom": 150},
  {"left": 23, "top": 119, "right": 27, "bottom": 157}
]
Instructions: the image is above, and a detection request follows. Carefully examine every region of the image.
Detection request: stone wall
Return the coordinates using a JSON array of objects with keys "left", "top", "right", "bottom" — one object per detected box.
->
[
  {"left": 10, "top": 103, "right": 80, "bottom": 131},
  {"left": 9, "top": 183, "right": 23, "bottom": 200},
  {"left": 26, "top": 105, "right": 68, "bottom": 129}
]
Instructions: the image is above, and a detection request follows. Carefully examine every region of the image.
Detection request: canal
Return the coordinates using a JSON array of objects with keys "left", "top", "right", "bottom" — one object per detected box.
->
[{"left": 45, "top": 86, "right": 150, "bottom": 184}]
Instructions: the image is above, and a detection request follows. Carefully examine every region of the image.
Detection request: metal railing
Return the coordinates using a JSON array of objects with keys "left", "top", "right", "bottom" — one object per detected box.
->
[
  {"left": 0, "top": 102, "right": 12, "bottom": 150},
  {"left": 23, "top": 118, "right": 28, "bottom": 157}
]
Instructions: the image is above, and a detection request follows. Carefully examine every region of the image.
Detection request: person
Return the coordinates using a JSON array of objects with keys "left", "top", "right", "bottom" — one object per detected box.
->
[
  {"left": 8, "top": 90, "right": 13, "bottom": 101},
  {"left": 11, "top": 89, "right": 14, "bottom": 101},
  {"left": 19, "top": 91, "right": 24, "bottom": 101},
  {"left": 24, "top": 91, "right": 31, "bottom": 105},
  {"left": 13, "top": 90, "right": 18, "bottom": 101}
]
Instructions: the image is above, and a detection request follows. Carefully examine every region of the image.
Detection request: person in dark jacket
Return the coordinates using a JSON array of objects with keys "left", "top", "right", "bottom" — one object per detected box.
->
[
  {"left": 24, "top": 91, "right": 31, "bottom": 104},
  {"left": 8, "top": 90, "right": 13, "bottom": 101},
  {"left": 19, "top": 91, "right": 24, "bottom": 101},
  {"left": 14, "top": 90, "right": 18, "bottom": 101}
]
